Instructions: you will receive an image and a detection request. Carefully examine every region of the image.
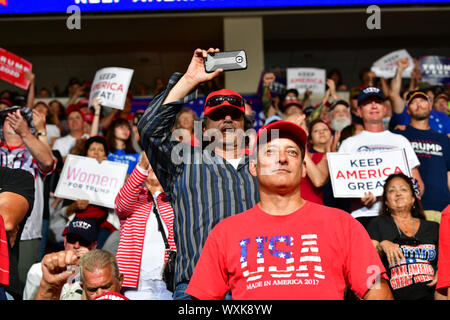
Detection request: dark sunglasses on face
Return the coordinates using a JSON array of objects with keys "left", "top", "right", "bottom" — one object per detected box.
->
[
  {"left": 206, "top": 95, "right": 243, "bottom": 108},
  {"left": 207, "top": 107, "right": 244, "bottom": 121},
  {"left": 66, "top": 234, "right": 92, "bottom": 247}
]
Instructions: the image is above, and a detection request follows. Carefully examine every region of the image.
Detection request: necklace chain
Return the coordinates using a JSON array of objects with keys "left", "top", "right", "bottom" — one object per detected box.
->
[{"left": 392, "top": 216, "right": 415, "bottom": 237}]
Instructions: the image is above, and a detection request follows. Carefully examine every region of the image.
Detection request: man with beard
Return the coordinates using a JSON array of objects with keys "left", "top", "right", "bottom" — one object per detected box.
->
[
  {"left": 338, "top": 87, "right": 423, "bottom": 229},
  {"left": 392, "top": 90, "right": 450, "bottom": 223},
  {"left": 329, "top": 100, "right": 352, "bottom": 132}
]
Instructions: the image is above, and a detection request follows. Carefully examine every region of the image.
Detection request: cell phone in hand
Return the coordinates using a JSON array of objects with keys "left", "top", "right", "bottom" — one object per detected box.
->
[{"left": 204, "top": 50, "right": 247, "bottom": 73}]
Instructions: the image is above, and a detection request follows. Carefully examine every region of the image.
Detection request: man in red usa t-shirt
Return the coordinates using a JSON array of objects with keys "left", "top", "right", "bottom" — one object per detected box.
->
[{"left": 186, "top": 120, "right": 393, "bottom": 300}]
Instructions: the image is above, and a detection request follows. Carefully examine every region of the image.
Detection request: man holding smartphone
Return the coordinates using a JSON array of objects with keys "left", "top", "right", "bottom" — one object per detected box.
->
[{"left": 138, "top": 48, "right": 260, "bottom": 299}]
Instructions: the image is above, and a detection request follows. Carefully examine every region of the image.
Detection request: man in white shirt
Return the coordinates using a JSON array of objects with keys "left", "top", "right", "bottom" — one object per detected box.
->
[
  {"left": 52, "top": 104, "right": 89, "bottom": 160},
  {"left": 338, "top": 87, "right": 424, "bottom": 229}
]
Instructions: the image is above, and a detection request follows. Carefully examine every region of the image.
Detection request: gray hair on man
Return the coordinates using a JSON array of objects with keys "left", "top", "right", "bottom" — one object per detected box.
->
[{"left": 79, "top": 249, "right": 120, "bottom": 282}]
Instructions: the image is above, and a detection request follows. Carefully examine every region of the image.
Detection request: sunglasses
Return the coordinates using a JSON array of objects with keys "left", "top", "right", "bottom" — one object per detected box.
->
[
  {"left": 66, "top": 234, "right": 93, "bottom": 247},
  {"left": 206, "top": 95, "right": 243, "bottom": 108}
]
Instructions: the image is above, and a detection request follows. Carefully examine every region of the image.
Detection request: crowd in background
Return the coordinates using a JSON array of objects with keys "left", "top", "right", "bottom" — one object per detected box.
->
[{"left": 0, "top": 51, "right": 449, "bottom": 301}]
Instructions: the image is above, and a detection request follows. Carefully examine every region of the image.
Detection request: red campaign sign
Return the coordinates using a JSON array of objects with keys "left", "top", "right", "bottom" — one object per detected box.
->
[{"left": 0, "top": 48, "right": 32, "bottom": 90}]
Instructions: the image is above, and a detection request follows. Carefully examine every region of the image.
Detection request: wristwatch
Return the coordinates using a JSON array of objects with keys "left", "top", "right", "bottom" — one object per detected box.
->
[{"left": 37, "top": 131, "right": 47, "bottom": 137}]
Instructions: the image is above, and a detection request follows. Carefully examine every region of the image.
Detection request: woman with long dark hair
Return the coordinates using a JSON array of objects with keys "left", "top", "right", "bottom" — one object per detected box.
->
[
  {"left": 106, "top": 118, "right": 140, "bottom": 175},
  {"left": 367, "top": 173, "right": 441, "bottom": 300}
]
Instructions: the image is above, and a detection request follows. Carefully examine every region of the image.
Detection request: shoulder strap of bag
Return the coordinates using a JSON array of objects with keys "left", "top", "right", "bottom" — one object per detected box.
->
[{"left": 150, "top": 192, "right": 171, "bottom": 251}]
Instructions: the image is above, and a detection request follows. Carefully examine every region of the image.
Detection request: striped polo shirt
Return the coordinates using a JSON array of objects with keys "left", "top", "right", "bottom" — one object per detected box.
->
[{"left": 138, "top": 73, "right": 260, "bottom": 286}]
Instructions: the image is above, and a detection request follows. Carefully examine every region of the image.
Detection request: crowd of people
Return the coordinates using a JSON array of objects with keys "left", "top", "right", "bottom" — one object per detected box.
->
[{"left": 0, "top": 48, "right": 449, "bottom": 301}]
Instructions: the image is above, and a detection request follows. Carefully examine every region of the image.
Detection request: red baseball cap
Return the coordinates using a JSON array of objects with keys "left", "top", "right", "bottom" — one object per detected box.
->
[
  {"left": 66, "top": 103, "right": 81, "bottom": 116},
  {"left": 0, "top": 99, "right": 12, "bottom": 108},
  {"left": 204, "top": 89, "right": 245, "bottom": 116},
  {"left": 77, "top": 99, "right": 89, "bottom": 109},
  {"left": 253, "top": 120, "right": 307, "bottom": 156}
]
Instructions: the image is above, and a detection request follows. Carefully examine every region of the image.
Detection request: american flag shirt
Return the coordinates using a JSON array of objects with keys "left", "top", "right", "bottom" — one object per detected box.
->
[{"left": 186, "top": 201, "right": 388, "bottom": 300}]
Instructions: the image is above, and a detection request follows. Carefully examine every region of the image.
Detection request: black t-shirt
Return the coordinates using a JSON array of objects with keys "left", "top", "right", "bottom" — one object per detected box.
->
[
  {"left": 0, "top": 166, "right": 35, "bottom": 298},
  {"left": 367, "top": 216, "right": 439, "bottom": 300}
]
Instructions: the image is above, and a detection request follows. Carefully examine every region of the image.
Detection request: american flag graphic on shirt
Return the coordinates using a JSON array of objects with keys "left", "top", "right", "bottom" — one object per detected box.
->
[{"left": 239, "top": 233, "right": 325, "bottom": 283}]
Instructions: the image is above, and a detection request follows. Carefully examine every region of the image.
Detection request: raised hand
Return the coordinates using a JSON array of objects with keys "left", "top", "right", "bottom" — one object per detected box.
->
[
  {"left": 183, "top": 48, "right": 224, "bottom": 88},
  {"left": 5, "top": 109, "right": 30, "bottom": 138},
  {"left": 396, "top": 58, "right": 410, "bottom": 71}
]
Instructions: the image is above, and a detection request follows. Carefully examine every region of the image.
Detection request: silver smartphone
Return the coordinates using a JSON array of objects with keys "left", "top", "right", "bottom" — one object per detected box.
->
[{"left": 204, "top": 50, "right": 247, "bottom": 73}]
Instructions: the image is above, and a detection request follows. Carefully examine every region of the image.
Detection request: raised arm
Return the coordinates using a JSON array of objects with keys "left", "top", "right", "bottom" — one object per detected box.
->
[
  {"left": 389, "top": 58, "right": 410, "bottom": 115},
  {"left": 162, "top": 48, "right": 223, "bottom": 105},
  {"left": 261, "top": 72, "right": 278, "bottom": 117},
  {"left": 137, "top": 48, "right": 223, "bottom": 192},
  {"left": 34, "top": 250, "right": 79, "bottom": 300},
  {"left": 303, "top": 151, "right": 329, "bottom": 188},
  {"left": 326, "top": 79, "right": 339, "bottom": 101},
  {"left": 114, "top": 152, "right": 149, "bottom": 219},
  {"left": 89, "top": 98, "right": 102, "bottom": 137},
  {"left": 6, "top": 110, "right": 54, "bottom": 172},
  {"left": 25, "top": 72, "right": 35, "bottom": 109}
]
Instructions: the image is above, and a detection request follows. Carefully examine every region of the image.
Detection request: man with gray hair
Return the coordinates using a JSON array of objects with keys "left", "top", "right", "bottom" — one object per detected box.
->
[
  {"left": 34, "top": 249, "right": 124, "bottom": 300},
  {"left": 329, "top": 99, "right": 353, "bottom": 132}
]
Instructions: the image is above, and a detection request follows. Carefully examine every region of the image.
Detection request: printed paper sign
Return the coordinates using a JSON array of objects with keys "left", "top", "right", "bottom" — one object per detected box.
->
[
  {"left": 371, "top": 49, "right": 414, "bottom": 78},
  {"left": 419, "top": 56, "right": 450, "bottom": 85},
  {"left": 286, "top": 68, "right": 326, "bottom": 95},
  {"left": 0, "top": 47, "right": 32, "bottom": 90},
  {"left": 89, "top": 67, "right": 134, "bottom": 110},
  {"left": 54, "top": 155, "right": 128, "bottom": 209},
  {"left": 327, "top": 149, "right": 411, "bottom": 198}
]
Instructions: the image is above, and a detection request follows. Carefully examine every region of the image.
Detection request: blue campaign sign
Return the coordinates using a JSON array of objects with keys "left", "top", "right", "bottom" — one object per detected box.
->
[
  {"left": 419, "top": 56, "right": 450, "bottom": 86},
  {"left": 1, "top": 0, "right": 450, "bottom": 15}
]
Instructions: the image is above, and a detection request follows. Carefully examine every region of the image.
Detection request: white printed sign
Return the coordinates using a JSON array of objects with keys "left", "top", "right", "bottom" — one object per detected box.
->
[
  {"left": 89, "top": 67, "right": 134, "bottom": 110},
  {"left": 54, "top": 155, "right": 128, "bottom": 208},
  {"left": 327, "top": 149, "right": 411, "bottom": 198},
  {"left": 371, "top": 49, "right": 414, "bottom": 78},
  {"left": 286, "top": 68, "right": 326, "bottom": 95}
]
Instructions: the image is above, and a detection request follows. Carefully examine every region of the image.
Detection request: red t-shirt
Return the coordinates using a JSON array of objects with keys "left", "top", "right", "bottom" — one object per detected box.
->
[
  {"left": 300, "top": 152, "right": 325, "bottom": 205},
  {"left": 437, "top": 205, "right": 450, "bottom": 296},
  {"left": 186, "top": 201, "right": 387, "bottom": 300}
]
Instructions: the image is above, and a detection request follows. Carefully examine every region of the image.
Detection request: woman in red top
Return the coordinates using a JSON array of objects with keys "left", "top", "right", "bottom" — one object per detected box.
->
[{"left": 299, "top": 120, "right": 332, "bottom": 205}]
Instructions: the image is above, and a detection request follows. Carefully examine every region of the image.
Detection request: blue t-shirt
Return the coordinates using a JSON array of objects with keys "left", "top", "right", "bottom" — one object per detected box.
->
[
  {"left": 391, "top": 107, "right": 450, "bottom": 135},
  {"left": 393, "top": 126, "right": 450, "bottom": 211},
  {"left": 107, "top": 149, "right": 139, "bottom": 175}
]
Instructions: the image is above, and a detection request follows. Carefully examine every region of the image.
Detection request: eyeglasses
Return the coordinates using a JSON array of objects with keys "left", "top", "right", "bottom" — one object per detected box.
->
[
  {"left": 206, "top": 95, "right": 243, "bottom": 108},
  {"left": 66, "top": 234, "right": 92, "bottom": 247}
]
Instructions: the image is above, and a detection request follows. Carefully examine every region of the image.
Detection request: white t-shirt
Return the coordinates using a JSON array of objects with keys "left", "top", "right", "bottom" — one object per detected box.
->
[
  {"left": 23, "top": 262, "right": 42, "bottom": 300},
  {"left": 52, "top": 133, "right": 90, "bottom": 158},
  {"left": 338, "top": 130, "right": 420, "bottom": 218},
  {"left": 46, "top": 124, "right": 61, "bottom": 142}
]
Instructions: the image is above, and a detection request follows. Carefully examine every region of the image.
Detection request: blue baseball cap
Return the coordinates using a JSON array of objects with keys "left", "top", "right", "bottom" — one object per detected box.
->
[
  {"left": 357, "top": 87, "right": 385, "bottom": 106},
  {"left": 63, "top": 218, "right": 98, "bottom": 244}
]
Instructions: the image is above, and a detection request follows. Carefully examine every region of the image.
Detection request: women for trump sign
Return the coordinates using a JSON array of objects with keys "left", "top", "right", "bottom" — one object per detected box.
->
[
  {"left": 327, "top": 149, "right": 411, "bottom": 198},
  {"left": 54, "top": 155, "right": 128, "bottom": 208}
]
